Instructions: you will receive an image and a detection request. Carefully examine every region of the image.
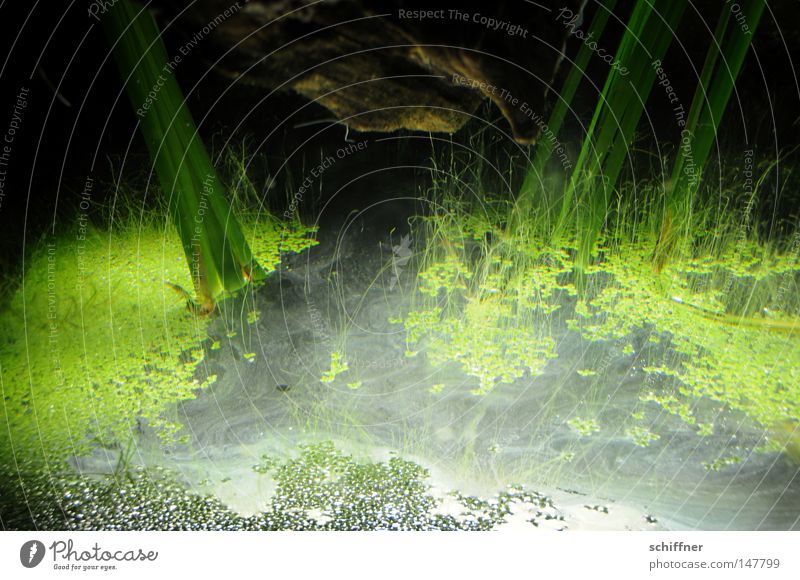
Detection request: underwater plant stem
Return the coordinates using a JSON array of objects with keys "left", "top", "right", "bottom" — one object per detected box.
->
[
  {"left": 512, "top": 0, "right": 687, "bottom": 288},
  {"left": 568, "top": 0, "right": 687, "bottom": 274},
  {"left": 671, "top": 297, "right": 798, "bottom": 334},
  {"left": 511, "top": 0, "right": 618, "bottom": 239},
  {"left": 102, "top": 0, "right": 265, "bottom": 312},
  {"left": 654, "top": 0, "right": 766, "bottom": 271}
]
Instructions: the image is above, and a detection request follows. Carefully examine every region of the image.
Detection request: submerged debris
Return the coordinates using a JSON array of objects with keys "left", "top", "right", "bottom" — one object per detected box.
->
[{"left": 2, "top": 443, "right": 582, "bottom": 531}]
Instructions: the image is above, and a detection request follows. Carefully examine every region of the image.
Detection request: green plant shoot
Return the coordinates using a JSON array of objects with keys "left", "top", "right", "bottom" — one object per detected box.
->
[{"left": 102, "top": 0, "right": 265, "bottom": 313}]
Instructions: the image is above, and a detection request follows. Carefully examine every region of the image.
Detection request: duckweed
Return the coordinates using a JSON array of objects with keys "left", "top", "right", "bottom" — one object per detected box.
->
[
  {"left": 320, "top": 351, "right": 349, "bottom": 383},
  {"left": 0, "top": 216, "right": 316, "bottom": 468},
  {"left": 398, "top": 192, "right": 800, "bottom": 460},
  {"left": 568, "top": 417, "right": 601, "bottom": 437}
]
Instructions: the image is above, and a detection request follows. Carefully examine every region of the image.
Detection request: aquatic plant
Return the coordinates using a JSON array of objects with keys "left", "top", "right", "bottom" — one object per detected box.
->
[
  {"left": 399, "top": 145, "right": 799, "bottom": 460},
  {"left": 397, "top": 176, "right": 562, "bottom": 394},
  {"left": 654, "top": 0, "right": 766, "bottom": 270},
  {"left": 512, "top": 0, "right": 765, "bottom": 280},
  {"left": 514, "top": 0, "right": 688, "bottom": 270},
  {"left": 102, "top": 1, "right": 264, "bottom": 313},
  {"left": 0, "top": 191, "right": 316, "bottom": 470},
  {"left": 567, "top": 417, "right": 601, "bottom": 437},
  {"left": 625, "top": 425, "right": 661, "bottom": 448},
  {"left": 565, "top": 0, "right": 688, "bottom": 274},
  {"left": 512, "top": 0, "right": 617, "bottom": 237},
  {"left": 576, "top": 238, "right": 800, "bottom": 436},
  {"left": 393, "top": 0, "right": 800, "bottom": 464},
  {"left": 320, "top": 351, "right": 349, "bottom": 383},
  {"left": 0, "top": 223, "right": 211, "bottom": 467}
]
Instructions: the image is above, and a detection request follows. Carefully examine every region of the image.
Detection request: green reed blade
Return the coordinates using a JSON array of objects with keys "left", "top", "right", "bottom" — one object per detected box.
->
[
  {"left": 512, "top": 0, "right": 618, "bottom": 236},
  {"left": 564, "top": 0, "right": 687, "bottom": 273},
  {"left": 654, "top": 0, "right": 766, "bottom": 270},
  {"left": 102, "top": 0, "right": 264, "bottom": 311}
]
